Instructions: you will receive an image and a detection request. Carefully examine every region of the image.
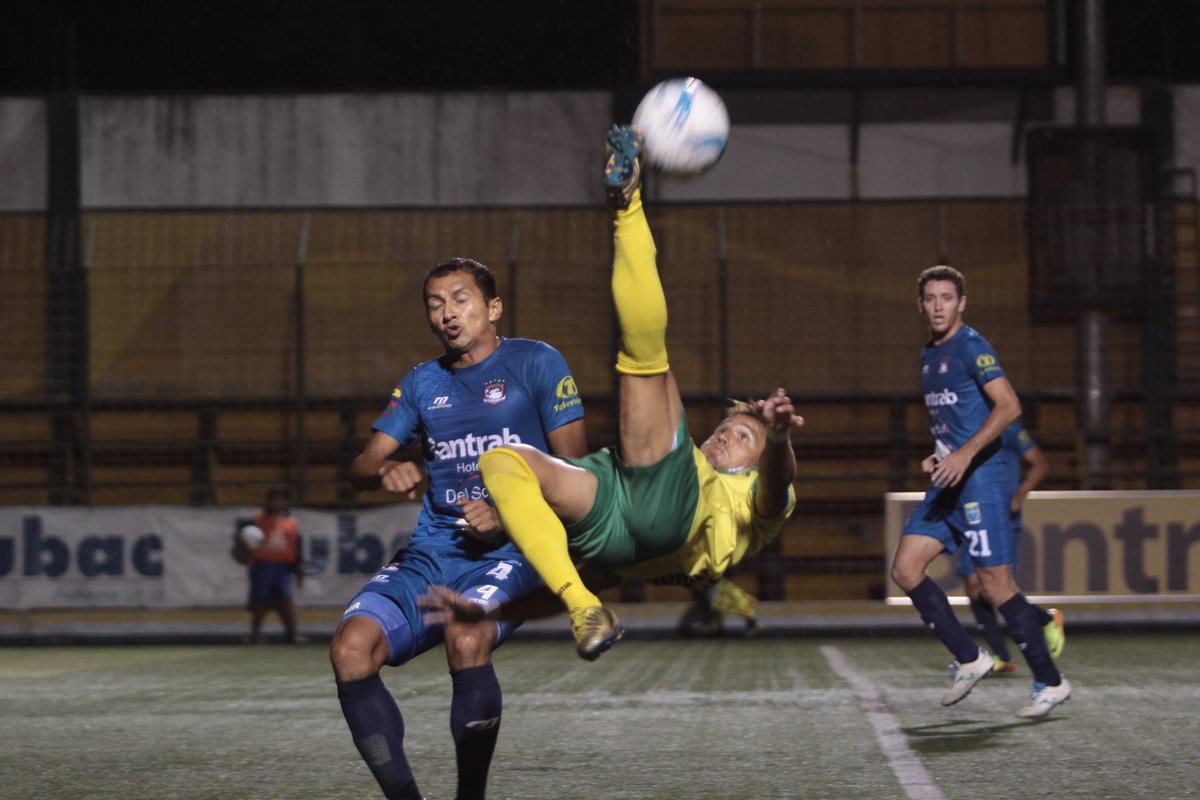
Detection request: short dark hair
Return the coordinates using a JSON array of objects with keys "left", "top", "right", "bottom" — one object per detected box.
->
[
  {"left": 423, "top": 257, "right": 499, "bottom": 303},
  {"left": 264, "top": 486, "right": 289, "bottom": 502},
  {"left": 917, "top": 265, "right": 965, "bottom": 298}
]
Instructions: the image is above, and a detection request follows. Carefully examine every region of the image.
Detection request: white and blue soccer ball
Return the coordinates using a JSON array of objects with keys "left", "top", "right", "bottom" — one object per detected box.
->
[
  {"left": 632, "top": 77, "right": 729, "bottom": 174},
  {"left": 238, "top": 524, "right": 265, "bottom": 550}
]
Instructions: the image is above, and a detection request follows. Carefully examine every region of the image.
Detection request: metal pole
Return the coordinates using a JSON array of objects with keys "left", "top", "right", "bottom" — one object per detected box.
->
[
  {"left": 952, "top": 0, "right": 966, "bottom": 67},
  {"left": 294, "top": 214, "right": 311, "bottom": 504},
  {"left": 1076, "top": 0, "right": 1110, "bottom": 488},
  {"left": 852, "top": 0, "right": 865, "bottom": 68},
  {"left": 80, "top": 217, "right": 94, "bottom": 505},
  {"left": 750, "top": 1, "right": 763, "bottom": 70},
  {"left": 1143, "top": 201, "right": 1160, "bottom": 488}
]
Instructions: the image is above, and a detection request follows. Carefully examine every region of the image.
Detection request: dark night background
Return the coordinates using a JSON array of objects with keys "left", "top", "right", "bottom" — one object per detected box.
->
[{"left": 0, "top": 1, "right": 1198, "bottom": 94}]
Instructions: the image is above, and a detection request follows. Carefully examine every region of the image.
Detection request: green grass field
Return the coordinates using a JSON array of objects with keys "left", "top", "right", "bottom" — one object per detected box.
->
[{"left": 2, "top": 632, "right": 1198, "bottom": 799}]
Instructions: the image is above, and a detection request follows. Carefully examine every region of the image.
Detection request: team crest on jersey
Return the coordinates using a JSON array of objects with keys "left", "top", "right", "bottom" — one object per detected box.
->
[
  {"left": 964, "top": 501, "right": 982, "bottom": 525},
  {"left": 482, "top": 380, "right": 507, "bottom": 405},
  {"left": 938, "top": 357, "right": 951, "bottom": 374}
]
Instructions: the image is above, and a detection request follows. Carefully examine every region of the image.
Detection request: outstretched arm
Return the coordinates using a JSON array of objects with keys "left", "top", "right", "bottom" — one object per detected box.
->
[{"left": 754, "top": 388, "right": 804, "bottom": 519}]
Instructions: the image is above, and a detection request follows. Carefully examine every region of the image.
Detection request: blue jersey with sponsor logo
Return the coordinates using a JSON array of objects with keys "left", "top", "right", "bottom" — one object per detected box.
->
[
  {"left": 372, "top": 337, "right": 584, "bottom": 542},
  {"left": 920, "top": 324, "right": 1008, "bottom": 470}
]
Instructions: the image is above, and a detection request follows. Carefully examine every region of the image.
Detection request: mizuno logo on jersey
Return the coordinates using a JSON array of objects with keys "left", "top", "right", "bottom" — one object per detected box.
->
[
  {"left": 429, "top": 428, "right": 522, "bottom": 460},
  {"left": 924, "top": 389, "right": 959, "bottom": 407}
]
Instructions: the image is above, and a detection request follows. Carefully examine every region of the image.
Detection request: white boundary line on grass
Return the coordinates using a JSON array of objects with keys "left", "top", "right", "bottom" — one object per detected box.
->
[{"left": 820, "top": 645, "right": 947, "bottom": 800}]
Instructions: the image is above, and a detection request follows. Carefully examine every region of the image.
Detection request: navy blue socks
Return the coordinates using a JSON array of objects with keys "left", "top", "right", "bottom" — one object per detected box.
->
[
  {"left": 336, "top": 673, "right": 422, "bottom": 800},
  {"left": 968, "top": 597, "right": 1012, "bottom": 662},
  {"left": 907, "top": 576, "right": 979, "bottom": 664},
  {"left": 999, "top": 593, "right": 1062, "bottom": 686},
  {"left": 450, "top": 664, "right": 503, "bottom": 800}
]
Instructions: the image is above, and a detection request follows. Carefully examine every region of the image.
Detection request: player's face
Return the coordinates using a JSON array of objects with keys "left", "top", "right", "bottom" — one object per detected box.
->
[
  {"left": 425, "top": 272, "right": 502, "bottom": 359},
  {"left": 700, "top": 414, "right": 767, "bottom": 472},
  {"left": 919, "top": 279, "right": 966, "bottom": 342}
]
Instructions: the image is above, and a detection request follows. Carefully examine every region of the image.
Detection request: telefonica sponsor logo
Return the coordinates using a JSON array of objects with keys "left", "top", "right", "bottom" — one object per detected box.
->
[
  {"left": 924, "top": 389, "right": 959, "bottom": 407},
  {"left": 429, "top": 428, "right": 522, "bottom": 460}
]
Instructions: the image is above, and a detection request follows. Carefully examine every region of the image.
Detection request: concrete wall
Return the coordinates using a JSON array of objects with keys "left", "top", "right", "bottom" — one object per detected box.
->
[
  {"left": 0, "top": 84, "right": 1196, "bottom": 210},
  {"left": 0, "top": 98, "right": 46, "bottom": 211}
]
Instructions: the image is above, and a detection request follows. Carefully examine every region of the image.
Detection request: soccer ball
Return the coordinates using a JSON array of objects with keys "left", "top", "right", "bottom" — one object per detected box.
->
[
  {"left": 238, "top": 524, "right": 265, "bottom": 550},
  {"left": 632, "top": 77, "right": 729, "bottom": 174}
]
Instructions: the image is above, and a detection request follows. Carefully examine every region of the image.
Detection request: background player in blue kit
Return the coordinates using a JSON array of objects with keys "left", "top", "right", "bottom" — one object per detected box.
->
[
  {"left": 329, "top": 257, "right": 588, "bottom": 800},
  {"left": 890, "top": 265, "right": 1071, "bottom": 718},
  {"left": 945, "top": 420, "right": 1056, "bottom": 672}
]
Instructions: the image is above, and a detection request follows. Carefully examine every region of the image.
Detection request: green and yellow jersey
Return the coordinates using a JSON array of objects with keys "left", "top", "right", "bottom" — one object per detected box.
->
[{"left": 617, "top": 447, "right": 795, "bottom": 586}]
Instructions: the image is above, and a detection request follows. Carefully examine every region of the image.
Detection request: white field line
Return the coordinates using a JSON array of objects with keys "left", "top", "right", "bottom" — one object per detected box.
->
[{"left": 820, "top": 645, "right": 947, "bottom": 800}]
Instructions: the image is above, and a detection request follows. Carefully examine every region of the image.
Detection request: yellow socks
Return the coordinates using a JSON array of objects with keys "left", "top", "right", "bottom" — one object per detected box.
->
[
  {"left": 478, "top": 448, "right": 600, "bottom": 612},
  {"left": 613, "top": 191, "right": 670, "bottom": 376}
]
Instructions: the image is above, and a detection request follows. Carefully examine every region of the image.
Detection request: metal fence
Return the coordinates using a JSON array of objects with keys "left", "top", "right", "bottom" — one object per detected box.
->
[{"left": 1, "top": 199, "right": 1195, "bottom": 507}]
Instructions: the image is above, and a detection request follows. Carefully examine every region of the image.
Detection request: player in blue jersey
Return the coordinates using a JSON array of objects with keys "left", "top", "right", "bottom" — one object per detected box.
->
[
  {"left": 329, "top": 257, "right": 588, "bottom": 800},
  {"left": 890, "top": 265, "right": 1071, "bottom": 718},
  {"left": 947, "top": 421, "right": 1055, "bottom": 672}
]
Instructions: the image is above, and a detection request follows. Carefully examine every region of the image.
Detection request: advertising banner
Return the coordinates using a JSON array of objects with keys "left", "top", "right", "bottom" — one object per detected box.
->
[
  {"left": 0, "top": 504, "right": 421, "bottom": 609},
  {"left": 884, "top": 491, "right": 1200, "bottom": 602}
]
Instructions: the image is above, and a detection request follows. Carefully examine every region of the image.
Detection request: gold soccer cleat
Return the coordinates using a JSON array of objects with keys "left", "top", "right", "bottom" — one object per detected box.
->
[{"left": 570, "top": 605, "right": 624, "bottom": 661}]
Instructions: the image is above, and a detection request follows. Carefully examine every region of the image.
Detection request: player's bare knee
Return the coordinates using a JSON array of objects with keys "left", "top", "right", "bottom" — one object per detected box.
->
[
  {"left": 976, "top": 568, "right": 1017, "bottom": 605},
  {"left": 444, "top": 621, "right": 495, "bottom": 669},
  {"left": 890, "top": 561, "right": 919, "bottom": 591},
  {"left": 329, "top": 620, "right": 382, "bottom": 680}
]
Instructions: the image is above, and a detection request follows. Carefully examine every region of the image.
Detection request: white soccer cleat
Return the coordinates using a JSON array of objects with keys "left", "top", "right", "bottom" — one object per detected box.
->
[
  {"left": 1017, "top": 677, "right": 1072, "bottom": 718},
  {"left": 941, "top": 649, "right": 995, "bottom": 706}
]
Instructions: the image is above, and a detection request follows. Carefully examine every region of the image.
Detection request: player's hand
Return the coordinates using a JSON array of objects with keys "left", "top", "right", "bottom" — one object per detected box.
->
[
  {"left": 378, "top": 461, "right": 424, "bottom": 500},
  {"left": 756, "top": 388, "right": 805, "bottom": 439},
  {"left": 930, "top": 449, "right": 970, "bottom": 488},
  {"left": 455, "top": 497, "right": 504, "bottom": 543},
  {"left": 1010, "top": 492, "right": 1025, "bottom": 514},
  {"left": 418, "top": 584, "right": 489, "bottom": 626},
  {"left": 921, "top": 454, "right": 937, "bottom": 473}
]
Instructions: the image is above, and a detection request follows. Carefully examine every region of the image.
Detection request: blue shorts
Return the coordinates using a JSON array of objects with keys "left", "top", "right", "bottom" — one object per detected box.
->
[
  {"left": 250, "top": 561, "right": 294, "bottom": 606},
  {"left": 340, "top": 535, "right": 541, "bottom": 667},
  {"left": 955, "top": 510, "right": 1023, "bottom": 576},
  {"left": 904, "top": 468, "right": 1015, "bottom": 569}
]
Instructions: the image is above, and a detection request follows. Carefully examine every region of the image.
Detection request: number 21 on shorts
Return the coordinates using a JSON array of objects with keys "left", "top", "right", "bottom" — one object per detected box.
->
[{"left": 964, "top": 529, "right": 991, "bottom": 558}]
